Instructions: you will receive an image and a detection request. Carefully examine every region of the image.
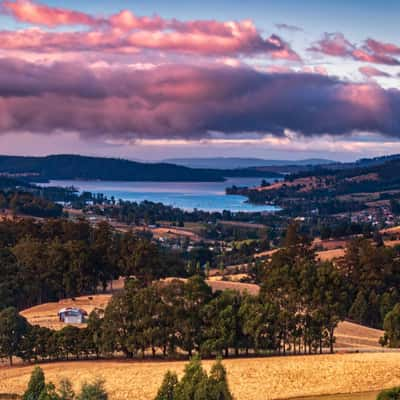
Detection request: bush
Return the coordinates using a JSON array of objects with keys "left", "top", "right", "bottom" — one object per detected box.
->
[
  {"left": 155, "top": 357, "right": 233, "bottom": 400},
  {"left": 383, "top": 304, "right": 400, "bottom": 347},
  {"left": 58, "top": 379, "right": 75, "bottom": 400},
  {"left": 22, "top": 368, "right": 108, "bottom": 400},
  {"left": 77, "top": 380, "right": 108, "bottom": 400},
  {"left": 377, "top": 387, "right": 400, "bottom": 400}
]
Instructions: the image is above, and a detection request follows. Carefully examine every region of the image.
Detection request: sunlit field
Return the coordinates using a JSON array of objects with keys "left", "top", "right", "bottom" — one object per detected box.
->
[{"left": 1, "top": 353, "right": 399, "bottom": 400}]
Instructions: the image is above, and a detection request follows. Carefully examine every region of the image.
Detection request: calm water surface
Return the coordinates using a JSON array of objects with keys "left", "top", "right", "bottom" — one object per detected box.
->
[{"left": 46, "top": 177, "right": 280, "bottom": 212}]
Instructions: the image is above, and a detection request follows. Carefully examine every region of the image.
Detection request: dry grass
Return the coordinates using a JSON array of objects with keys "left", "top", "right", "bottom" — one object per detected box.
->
[
  {"left": 316, "top": 249, "right": 346, "bottom": 262},
  {"left": 290, "top": 393, "right": 378, "bottom": 400},
  {"left": 312, "top": 239, "right": 347, "bottom": 251},
  {"left": 384, "top": 240, "right": 400, "bottom": 248},
  {"left": 151, "top": 227, "right": 202, "bottom": 242},
  {"left": 1, "top": 353, "right": 400, "bottom": 400},
  {"left": 335, "top": 321, "right": 383, "bottom": 349},
  {"left": 20, "top": 295, "right": 111, "bottom": 330}
]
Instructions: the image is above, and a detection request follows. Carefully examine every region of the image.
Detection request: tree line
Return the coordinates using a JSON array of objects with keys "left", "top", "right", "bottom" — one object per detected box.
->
[{"left": 0, "top": 265, "right": 348, "bottom": 365}]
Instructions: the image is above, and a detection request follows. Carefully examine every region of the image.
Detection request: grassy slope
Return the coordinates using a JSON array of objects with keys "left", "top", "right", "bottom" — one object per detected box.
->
[{"left": 1, "top": 354, "right": 399, "bottom": 400}]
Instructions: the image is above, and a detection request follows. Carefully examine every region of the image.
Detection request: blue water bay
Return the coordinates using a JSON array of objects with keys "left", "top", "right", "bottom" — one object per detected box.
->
[{"left": 45, "top": 177, "right": 280, "bottom": 212}]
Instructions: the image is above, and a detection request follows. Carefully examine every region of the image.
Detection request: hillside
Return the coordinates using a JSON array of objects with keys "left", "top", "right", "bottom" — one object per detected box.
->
[
  {"left": 0, "top": 154, "right": 281, "bottom": 182},
  {"left": 164, "top": 157, "right": 335, "bottom": 169},
  {"left": 227, "top": 154, "right": 400, "bottom": 222},
  {"left": 0, "top": 155, "right": 223, "bottom": 182}
]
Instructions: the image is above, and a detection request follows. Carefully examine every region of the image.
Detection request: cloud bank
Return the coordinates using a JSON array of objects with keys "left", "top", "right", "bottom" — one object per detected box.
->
[
  {"left": 0, "top": 0, "right": 300, "bottom": 60},
  {"left": 0, "top": 59, "right": 398, "bottom": 139}
]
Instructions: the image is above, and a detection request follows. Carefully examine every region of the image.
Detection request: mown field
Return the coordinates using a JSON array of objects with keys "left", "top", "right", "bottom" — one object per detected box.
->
[{"left": 1, "top": 353, "right": 400, "bottom": 400}]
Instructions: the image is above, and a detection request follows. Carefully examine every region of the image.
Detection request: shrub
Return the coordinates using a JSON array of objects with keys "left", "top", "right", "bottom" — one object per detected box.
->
[
  {"left": 77, "top": 380, "right": 108, "bottom": 400},
  {"left": 377, "top": 387, "right": 400, "bottom": 400},
  {"left": 155, "top": 357, "right": 233, "bottom": 400}
]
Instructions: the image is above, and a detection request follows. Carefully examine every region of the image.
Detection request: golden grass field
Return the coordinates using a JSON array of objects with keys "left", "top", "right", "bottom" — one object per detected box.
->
[
  {"left": 1, "top": 353, "right": 399, "bottom": 400},
  {"left": 291, "top": 393, "right": 378, "bottom": 400},
  {"left": 20, "top": 294, "right": 112, "bottom": 330}
]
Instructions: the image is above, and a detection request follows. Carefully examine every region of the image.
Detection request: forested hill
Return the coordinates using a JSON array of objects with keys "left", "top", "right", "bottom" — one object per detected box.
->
[
  {"left": 290, "top": 155, "right": 400, "bottom": 185},
  {"left": 0, "top": 154, "right": 281, "bottom": 182}
]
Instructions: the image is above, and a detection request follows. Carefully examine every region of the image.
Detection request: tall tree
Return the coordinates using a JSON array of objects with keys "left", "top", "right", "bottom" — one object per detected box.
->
[
  {"left": 23, "top": 366, "right": 46, "bottom": 400},
  {"left": 0, "top": 307, "right": 29, "bottom": 365}
]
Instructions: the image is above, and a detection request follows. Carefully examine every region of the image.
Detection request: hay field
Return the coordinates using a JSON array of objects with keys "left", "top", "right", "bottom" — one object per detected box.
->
[{"left": 1, "top": 353, "right": 400, "bottom": 400}]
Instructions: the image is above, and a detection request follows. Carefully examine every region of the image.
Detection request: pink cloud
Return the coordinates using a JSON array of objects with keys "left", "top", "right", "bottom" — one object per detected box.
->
[
  {"left": 0, "top": 0, "right": 300, "bottom": 60},
  {"left": 310, "top": 33, "right": 400, "bottom": 65},
  {"left": 2, "top": 0, "right": 97, "bottom": 27},
  {"left": 366, "top": 38, "right": 400, "bottom": 56},
  {"left": 109, "top": 10, "right": 165, "bottom": 31},
  {"left": 351, "top": 48, "right": 400, "bottom": 65},
  {"left": 359, "top": 66, "right": 391, "bottom": 78},
  {"left": 265, "top": 65, "right": 293, "bottom": 73},
  {"left": 309, "top": 33, "right": 353, "bottom": 57},
  {"left": 0, "top": 27, "right": 300, "bottom": 60}
]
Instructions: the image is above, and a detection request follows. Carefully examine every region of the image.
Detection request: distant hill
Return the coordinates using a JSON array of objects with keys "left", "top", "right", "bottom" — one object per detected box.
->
[
  {"left": 163, "top": 157, "right": 335, "bottom": 169},
  {"left": 0, "top": 155, "right": 281, "bottom": 182}
]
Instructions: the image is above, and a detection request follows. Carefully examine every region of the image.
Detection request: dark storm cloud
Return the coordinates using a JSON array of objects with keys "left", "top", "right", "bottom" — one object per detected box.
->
[{"left": 0, "top": 58, "right": 399, "bottom": 139}]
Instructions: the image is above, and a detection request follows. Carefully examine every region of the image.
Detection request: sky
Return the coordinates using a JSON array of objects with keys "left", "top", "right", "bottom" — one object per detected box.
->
[{"left": 0, "top": 0, "right": 399, "bottom": 162}]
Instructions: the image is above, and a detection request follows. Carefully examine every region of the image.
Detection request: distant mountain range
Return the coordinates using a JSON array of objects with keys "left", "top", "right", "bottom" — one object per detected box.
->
[
  {"left": 0, "top": 154, "right": 281, "bottom": 182},
  {"left": 163, "top": 157, "right": 336, "bottom": 169}
]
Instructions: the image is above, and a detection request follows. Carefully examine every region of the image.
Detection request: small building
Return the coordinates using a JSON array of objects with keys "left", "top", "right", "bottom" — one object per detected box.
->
[{"left": 58, "top": 307, "right": 88, "bottom": 324}]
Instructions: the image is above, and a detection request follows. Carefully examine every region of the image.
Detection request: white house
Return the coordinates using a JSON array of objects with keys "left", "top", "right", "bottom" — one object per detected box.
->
[{"left": 58, "top": 307, "right": 88, "bottom": 324}]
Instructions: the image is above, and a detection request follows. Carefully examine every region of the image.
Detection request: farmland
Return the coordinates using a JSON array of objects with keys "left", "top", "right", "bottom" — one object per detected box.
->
[
  {"left": 1, "top": 353, "right": 400, "bottom": 400},
  {"left": 291, "top": 393, "right": 378, "bottom": 400},
  {"left": 20, "top": 291, "right": 385, "bottom": 351}
]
